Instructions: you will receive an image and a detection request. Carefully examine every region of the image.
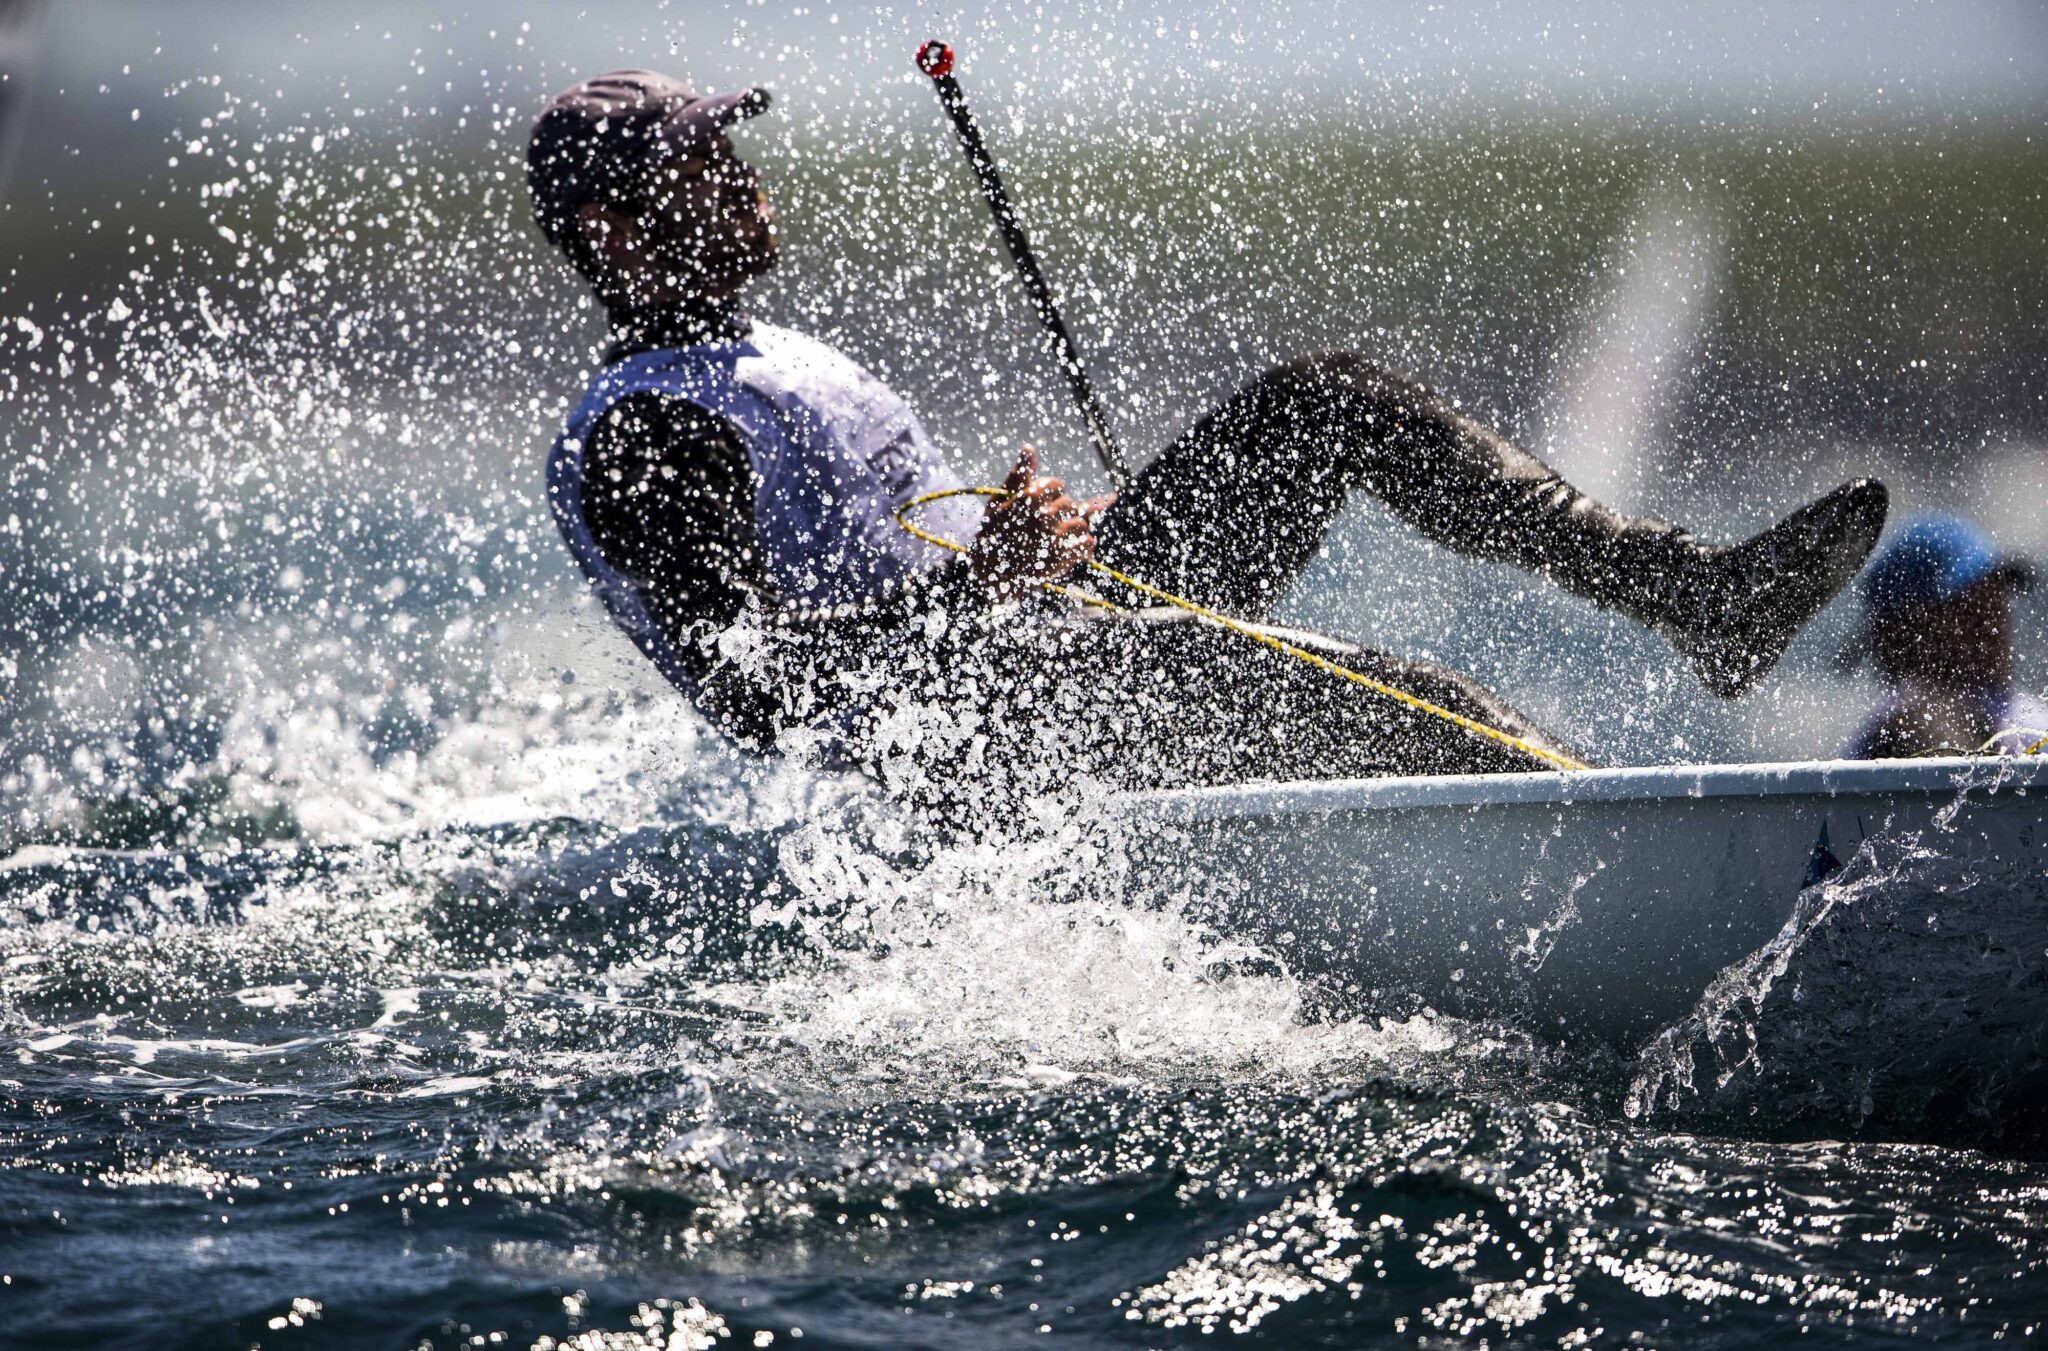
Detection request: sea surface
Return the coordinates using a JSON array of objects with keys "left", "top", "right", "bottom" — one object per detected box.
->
[{"left": 4, "top": 675, "right": 2047, "bottom": 1349}]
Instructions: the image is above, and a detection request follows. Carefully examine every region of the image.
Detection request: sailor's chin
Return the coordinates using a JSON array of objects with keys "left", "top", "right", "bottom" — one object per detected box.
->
[{"left": 742, "top": 233, "right": 780, "bottom": 276}]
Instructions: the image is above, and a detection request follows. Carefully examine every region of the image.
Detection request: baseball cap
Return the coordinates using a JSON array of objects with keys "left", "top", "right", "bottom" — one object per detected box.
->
[
  {"left": 1854, "top": 514, "right": 2033, "bottom": 619},
  {"left": 528, "top": 70, "right": 771, "bottom": 250}
]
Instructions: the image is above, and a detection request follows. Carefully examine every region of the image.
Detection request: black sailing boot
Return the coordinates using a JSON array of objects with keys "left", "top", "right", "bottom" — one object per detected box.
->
[
  {"left": 1488, "top": 476, "right": 1891, "bottom": 699},
  {"left": 1655, "top": 479, "right": 1890, "bottom": 698}
]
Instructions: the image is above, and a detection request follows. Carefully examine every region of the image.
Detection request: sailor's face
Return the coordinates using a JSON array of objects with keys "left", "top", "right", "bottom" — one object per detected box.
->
[
  {"left": 1872, "top": 575, "right": 2015, "bottom": 694},
  {"left": 632, "top": 132, "right": 778, "bottom": 290}
]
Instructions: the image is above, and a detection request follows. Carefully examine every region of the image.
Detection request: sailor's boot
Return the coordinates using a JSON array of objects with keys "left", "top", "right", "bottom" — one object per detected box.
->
[{"left": 1504, "top": 476, "right": 1891, "bottom": 698}]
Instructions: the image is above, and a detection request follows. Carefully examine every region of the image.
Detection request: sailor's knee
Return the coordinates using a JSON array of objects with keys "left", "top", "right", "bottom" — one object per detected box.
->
[{"left": 1256, "top": 350, "right": 1410, "bottom": 403}]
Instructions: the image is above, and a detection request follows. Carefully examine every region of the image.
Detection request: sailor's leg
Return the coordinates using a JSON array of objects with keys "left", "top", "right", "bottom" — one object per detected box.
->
[
  {"left": 1305, "top": 354, "right": 1889, "bottom": 698},
  {"left": 1099, "top": 352, "right": 1888, "bottom": 696},
  {"left": 1091, "top": 354, "right": 1361, "bottom": 618}
]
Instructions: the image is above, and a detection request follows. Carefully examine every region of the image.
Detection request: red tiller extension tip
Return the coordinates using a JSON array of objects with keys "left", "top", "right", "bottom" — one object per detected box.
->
[{"left": 915, "top": 40, "right": 954, "bottom": 79}]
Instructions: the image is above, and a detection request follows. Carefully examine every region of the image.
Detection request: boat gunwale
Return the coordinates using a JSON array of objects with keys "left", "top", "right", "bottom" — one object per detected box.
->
[{"left": 1113, "top": 756, "right": 2048, "bottom": 823}]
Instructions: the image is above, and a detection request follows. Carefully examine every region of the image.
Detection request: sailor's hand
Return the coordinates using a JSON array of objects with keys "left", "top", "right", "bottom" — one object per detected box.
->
[{"left": 968, "top": 445, "right": 1114, "bottom": 604}]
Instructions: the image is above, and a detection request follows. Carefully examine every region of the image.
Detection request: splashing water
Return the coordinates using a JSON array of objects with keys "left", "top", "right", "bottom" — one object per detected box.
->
[
  {"left": 5, "top": 6, "right": 2048, "bottom": 1348},
  {"left": 9, "top": 677, "right": 2048, "bottom": 1345}
]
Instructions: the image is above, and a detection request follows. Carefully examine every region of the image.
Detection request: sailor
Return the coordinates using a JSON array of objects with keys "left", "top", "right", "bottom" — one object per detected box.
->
[
  {"left": 1841, "top": 515, "right": 2043, "bottom": 759},
  {"left": 529, "top": 71, "right": 1889, "bottom": 795}
]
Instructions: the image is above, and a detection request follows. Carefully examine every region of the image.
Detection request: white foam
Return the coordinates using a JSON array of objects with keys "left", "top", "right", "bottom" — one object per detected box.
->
[{"left": 749, "top": 816, "right": 1495, "bottom": 1090}]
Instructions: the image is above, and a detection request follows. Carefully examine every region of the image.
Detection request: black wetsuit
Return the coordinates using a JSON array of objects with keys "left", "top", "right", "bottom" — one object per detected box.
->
[{"left": 578, "top": 301, "right": 1580, "bottom": 797}]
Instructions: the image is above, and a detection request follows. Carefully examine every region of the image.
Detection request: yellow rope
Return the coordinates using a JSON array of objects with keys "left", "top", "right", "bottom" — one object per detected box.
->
[
  {"left": 896, "top": 486, "right": 1590, "bottom": 772},
  {"left": 1914, "top": 729, "right": 2048, "bottom": 758},
  {"left": 2009, "top": 730, "right": 2048, "bottom": 756}
]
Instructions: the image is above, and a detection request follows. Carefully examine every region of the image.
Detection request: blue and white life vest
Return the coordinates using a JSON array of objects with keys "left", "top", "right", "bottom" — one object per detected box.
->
[{"left": 546, "top": 322, "right": 984, "bottom": 697}]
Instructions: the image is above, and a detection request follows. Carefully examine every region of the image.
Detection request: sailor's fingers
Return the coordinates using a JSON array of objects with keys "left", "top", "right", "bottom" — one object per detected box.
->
[
  {"left": 1080, "top": 492, "right": 1117, "bottom": 521},
  {"left": 1023, "top": 475, "right": 1066, "bottom": 506},
  {"left": 1048, "top": 510, "right": 1092, "bottom": 539},
  {"left": 1052, "top": 514, "right": 1096, "bottom": 550},
  {"left": 999, "top": 445, "right": 1038, "bottom": 497},
  {"left": 1035, "top": 488, "right": 1080, "bottom": 520}
]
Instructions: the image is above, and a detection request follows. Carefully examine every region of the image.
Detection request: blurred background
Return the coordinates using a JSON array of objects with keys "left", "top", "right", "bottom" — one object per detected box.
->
[{"left": 1, "top": 0, "right": 2044, "bottom": 844}]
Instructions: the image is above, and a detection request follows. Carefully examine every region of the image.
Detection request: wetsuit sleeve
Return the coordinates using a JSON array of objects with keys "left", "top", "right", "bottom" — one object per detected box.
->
[
  {"left": 579, "top": 391, "right": 762, "bottom": 631},
  {"left": 578, "top": 391, "right": 987, "bottom": 743}
]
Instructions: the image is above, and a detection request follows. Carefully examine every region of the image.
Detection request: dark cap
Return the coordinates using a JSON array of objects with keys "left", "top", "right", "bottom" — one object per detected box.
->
[{"left": 528, "top": 70, "right": 771, "bottom": 249}]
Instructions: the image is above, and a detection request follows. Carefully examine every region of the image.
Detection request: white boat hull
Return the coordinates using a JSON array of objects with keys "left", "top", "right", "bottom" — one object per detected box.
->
[{"left": 1112, "top": 757, "right": 2048, "bottom": 1050}]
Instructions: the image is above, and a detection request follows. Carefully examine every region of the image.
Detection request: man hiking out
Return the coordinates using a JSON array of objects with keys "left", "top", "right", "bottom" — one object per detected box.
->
[{"left": 528, "top": 71, "right": 1888, "bottom": 801}]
